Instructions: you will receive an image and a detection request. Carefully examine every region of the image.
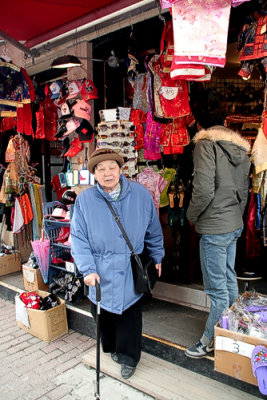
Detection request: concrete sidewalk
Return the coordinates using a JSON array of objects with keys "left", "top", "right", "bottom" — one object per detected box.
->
[
  {"left": 0, "top": 297, "right": 262, "bottom": 400},
  {"left": 0, "top": 297, "right": 153, "bottom": 400}
]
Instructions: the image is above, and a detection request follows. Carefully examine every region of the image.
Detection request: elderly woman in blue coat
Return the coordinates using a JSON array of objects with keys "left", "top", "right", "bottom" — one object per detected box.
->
[{"left": 71, "top": 148, "right": 164, "bottom": 379}]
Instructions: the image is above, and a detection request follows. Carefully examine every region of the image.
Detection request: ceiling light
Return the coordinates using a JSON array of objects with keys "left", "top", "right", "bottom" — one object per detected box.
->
[{"left": 51, "top": 55, "right": 82, "bottom": 69}]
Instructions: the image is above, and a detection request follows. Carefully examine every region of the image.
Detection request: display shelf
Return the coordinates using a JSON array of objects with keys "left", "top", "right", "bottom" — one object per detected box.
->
[{"left": 42, "top": 202, "right": 79, "bottom": 290}]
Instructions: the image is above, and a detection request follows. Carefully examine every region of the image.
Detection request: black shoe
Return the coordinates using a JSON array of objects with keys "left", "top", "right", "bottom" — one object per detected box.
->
[
  {"left": 111, "top": 352, "right": 119, "bottom": 363},
  {"left": 121, "top": 364, "right": 136, "bottom": 379}
]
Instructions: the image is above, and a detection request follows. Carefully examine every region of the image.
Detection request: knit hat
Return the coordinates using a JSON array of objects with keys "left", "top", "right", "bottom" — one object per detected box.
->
[{"left": 88, "top": 148, "right": 124, "bottom": 174}]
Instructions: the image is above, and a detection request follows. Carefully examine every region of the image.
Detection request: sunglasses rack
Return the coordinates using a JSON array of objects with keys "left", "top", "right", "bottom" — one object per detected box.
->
[{"left": 96, "top": 120, "right": 138, "bottom": 177}]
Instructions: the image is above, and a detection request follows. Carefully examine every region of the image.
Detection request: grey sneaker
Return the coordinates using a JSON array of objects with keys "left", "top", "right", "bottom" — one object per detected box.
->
[
  {"left": 185, "top": 339, "right": 214, "bottom": 359},
  {"left": 121, "top": 364, "right": 136, "bottom": 379},
  {"left": 111, "top": 352, "right": 119, "bottom": 363}
]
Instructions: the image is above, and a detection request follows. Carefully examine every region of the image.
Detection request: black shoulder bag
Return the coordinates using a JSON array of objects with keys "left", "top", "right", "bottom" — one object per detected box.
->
[{"left": 103, "top": 197, "right": 158, "bottom": 294}]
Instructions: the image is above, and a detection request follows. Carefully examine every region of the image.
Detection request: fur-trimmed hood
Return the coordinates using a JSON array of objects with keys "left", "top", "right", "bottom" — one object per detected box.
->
[{"left": 193, "top": 125, "right": 251, "bottom": 166}]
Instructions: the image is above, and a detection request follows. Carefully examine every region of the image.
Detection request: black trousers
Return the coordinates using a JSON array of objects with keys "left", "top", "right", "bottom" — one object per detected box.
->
[{"left": 91, "top": 299, "right": 142, "bottom": 367}]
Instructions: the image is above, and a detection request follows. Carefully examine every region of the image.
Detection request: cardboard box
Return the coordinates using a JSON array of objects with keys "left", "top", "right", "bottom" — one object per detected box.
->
[
  {"left": 215, "top": 309, "right": 267, "bottom": 386},
  {"left": 22, "top": 264, "right": 49, "bottom": 291},
  {"left": 16, "top": 290, "right": 68, "bottom": 342},
  {"left": 0, "top": 252, "right": 21, "bottom": 276}
]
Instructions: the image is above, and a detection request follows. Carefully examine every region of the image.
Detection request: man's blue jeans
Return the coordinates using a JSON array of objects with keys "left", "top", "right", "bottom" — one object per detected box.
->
[{"left": 199, "top": 227, "right": 243, "bottom": 340}]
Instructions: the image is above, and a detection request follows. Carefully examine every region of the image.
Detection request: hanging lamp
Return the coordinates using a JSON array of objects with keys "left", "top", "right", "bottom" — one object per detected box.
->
[{"left": 51, "top": 55, "right": 82, "bottom": 68}]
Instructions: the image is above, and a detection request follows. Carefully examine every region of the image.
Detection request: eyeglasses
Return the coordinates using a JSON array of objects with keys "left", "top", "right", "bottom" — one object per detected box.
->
[
  {"left": 123, "top": 157, "right": 136, "bottom": 162},
  {"left": 97, "top": 132, "right": 135, "bottom": 139},
  {"left": 98, "top": 123, "right": 135, "bottom": 132},
  {"left": 120, "top": 148, "right": 137, "bottom": 154},
  {"left": 98, "top": 141, "right": 135, "bottom": 147}
]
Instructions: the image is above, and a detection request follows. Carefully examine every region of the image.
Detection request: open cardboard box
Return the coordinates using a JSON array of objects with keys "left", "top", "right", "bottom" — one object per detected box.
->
[
  {"left": 0, "top": 251, "right": 21, "bottom": 276},
  {"left": 22, "top": 264, "right": 49, "bottom": 291},
  {"left": 215, "top": 292, "right": 267, "bottom": 386},
  {"left": 16, "top": 289, "right": 68, "bottom": 342}
]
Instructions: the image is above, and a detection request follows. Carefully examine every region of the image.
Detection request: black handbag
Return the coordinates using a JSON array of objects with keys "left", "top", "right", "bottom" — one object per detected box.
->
[{"left": 103, "top": 197, "right": 158, "bottom": 294}]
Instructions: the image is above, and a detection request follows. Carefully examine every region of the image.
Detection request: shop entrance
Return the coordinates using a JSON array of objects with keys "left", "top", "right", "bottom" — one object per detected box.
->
[{"left": 90, "top": 9, "right": 266, "bottom": 310}]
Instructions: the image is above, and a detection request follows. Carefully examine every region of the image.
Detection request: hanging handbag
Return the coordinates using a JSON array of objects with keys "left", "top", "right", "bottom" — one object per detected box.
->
[
  {"left": 65, "top": 163, "right": 73, "bottom": 187},
  {"left": 103, "top": 197, "right": 158, "bottom": 294},
  {"left": 79, "top": 160, "right": 90, "bottom": 185},
  {"left": 58, "top": 172, "right": 67, "bottom": 188}
]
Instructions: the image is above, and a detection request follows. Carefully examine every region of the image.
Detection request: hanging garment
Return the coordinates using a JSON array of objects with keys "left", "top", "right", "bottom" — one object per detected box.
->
[
  {"left": 33, "top": 184, "right": 43, "bottom": 228},
  {"left": 171, "top": 0, "right": 231, "bottom": 68},
  {"left": 132, "top": 73, "right": 149, "bottom": 113},
  {"left": 0, "top": 59, "right": 31, "bottom": 107},
  {"left": 144, "top": 59, "right": 154, "bottom": 115},
  {"left": 29, "top": 183, "right": 41, "bottom": 240},
  {"left": 39, "top": 97, "right": 58, "bottom": 141},
  {"left": 240, "top": 15, "right": 267, "bottom": 61},
  {"left": 163, "top": 144, "right": 184, "bottom": 155},
  {"left": 160, "top": 20, "right": 174, "bottom": 74},
  {"left": 16, "top": 103, "right": 34, "bottom": 137},
  {"left": 12, "top": 134, "right": 30, "bottom": 163},
  {"left": 137, "top": 167, "right": 168, "bottom": 214},
  {"left": 160, "top": 114, "right": 194, "bottom": 148},
  {"left": 12, "top": 197, "right": 24, "bottom": 234},
  {"left": 160, "top": 0, "right": 250, "bottom": 8},
  {"left": 144, "top": 112, "right": 162, "bottom": 156},
  {"left": 159, "top": 168, "right": 176, "bottom": 207},
  {"left": 150, "top": 55, "right": 191, "bottom": 118},
  {"left": 159, "top": 20, "right": 213, "bottom": 81},
  {"left": 0, "top": 117, "right": 16, "bottom": 132},
  {"left": 130, "top": 108, "right": 147, "bottom": 150},
  {"left": 251, "top": 128, "right": 267, "bottom": 175},
  {"left": 21, "top": 67, "right": 35, "bottom": 102},
  {"left": 18, "top": 193, "right": 33, "bottom": 225},
  {"left": 35, "top": 103, "right": 45, "bottom": 139},
  {"left": 5, "top": 138, "right": 16, "bottom": 162},
  {"left": 245, "top": 192, "right": 261, "bottom": 258},
  {"left": 148, "top": 55, "right": 164, "bottom": 117}
]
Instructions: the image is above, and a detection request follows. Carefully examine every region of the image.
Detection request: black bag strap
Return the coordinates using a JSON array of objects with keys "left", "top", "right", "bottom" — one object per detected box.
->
[{"left": 103, "top": 197, "right": 134, "bottom": 253}]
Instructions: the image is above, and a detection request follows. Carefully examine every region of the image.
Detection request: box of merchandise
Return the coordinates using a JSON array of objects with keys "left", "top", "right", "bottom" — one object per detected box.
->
[
  {"left": 0, "top": 251, "right": 21, "bottom": 276},
  {"left": 16, "top": 289, "right": 68, "bottom": 342},
  {"left": 22, "top": 264, "right": 49, "bottom": 291},
  {"left": 214, "top": 292, "right": 267, "bottom": 386}
]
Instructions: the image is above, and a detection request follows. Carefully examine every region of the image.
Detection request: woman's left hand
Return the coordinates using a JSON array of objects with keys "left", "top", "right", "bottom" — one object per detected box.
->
[{"left": 155, "top": 263, "right": 161, "bottom": 278}]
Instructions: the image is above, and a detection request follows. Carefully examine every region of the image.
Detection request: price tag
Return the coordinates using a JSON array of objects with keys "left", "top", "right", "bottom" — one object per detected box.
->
[
  {"left": 216, "top": 336, "right": 255, "bottom": 358},
  {"left": 160, "top": 86, "right": 179, "bottom": 100}
]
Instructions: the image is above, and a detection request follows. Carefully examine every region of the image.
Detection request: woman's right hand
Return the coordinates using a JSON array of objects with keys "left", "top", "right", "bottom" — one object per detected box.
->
[{"left": 84, "top": 273, "right": 100, "bottom": 287}]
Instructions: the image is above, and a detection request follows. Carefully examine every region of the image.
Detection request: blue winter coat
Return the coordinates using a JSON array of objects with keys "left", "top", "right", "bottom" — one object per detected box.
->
[{"left": 71, "top": 174, "right": 164, "bottom": 314}]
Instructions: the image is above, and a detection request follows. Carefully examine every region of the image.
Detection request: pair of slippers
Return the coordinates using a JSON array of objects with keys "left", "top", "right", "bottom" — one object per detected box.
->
[{"left": 252, "top": 345, "right": 267, "bottom": 395}]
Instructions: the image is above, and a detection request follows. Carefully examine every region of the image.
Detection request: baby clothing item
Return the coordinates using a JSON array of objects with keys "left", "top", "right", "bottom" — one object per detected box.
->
[
  {"left": 171, "top": 0, "right": 231, "bottom": 69},
  {"left": 137, "top": 168, "right": 167, "bottom": 214},
  {"left": 144, "top": 112, "right": 162, "bottom": 159}
]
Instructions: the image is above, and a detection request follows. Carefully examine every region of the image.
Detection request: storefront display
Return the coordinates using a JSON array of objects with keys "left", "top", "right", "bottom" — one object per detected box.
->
[{"left": 0, "top": 0, "right": 266, "bottom": 358}]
